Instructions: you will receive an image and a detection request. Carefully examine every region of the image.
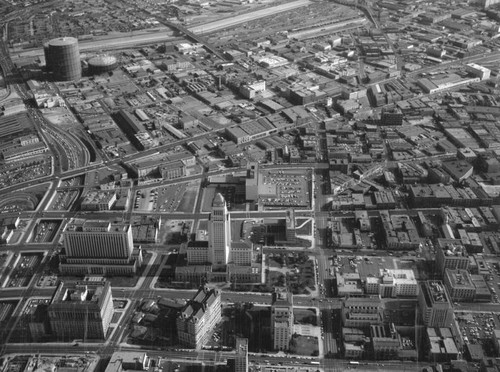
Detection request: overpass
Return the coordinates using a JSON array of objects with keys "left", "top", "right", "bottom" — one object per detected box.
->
[{"left": 164, "top": 21, "right": 228, "bottom": 61}]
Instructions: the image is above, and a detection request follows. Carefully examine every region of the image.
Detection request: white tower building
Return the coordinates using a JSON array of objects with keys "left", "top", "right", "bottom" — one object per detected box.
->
[{"left": 208, "top": 193, "right": 231, "bottom": 265}]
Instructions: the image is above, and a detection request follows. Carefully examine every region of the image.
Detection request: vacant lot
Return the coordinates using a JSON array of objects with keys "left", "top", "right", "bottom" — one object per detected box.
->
[
  {"left": 289, "top": 335, "right": 319, "bottom": 356},
  {"left": 294, "top": 308, "right": 317, "bottom": 326}
]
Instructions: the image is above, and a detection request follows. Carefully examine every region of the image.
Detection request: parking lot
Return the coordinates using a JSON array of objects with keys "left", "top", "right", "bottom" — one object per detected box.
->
[
  {"left": 48, "top": 177, "right": 83, "bottom": 210},
  {"left": 135, "top": 181, "right": 198, "bottom": 213},
  {"left": 0, "top": 155, "right": 52, "bottom": 188},
  {"left": 37, "top": 273, "right": 58, "bottom": 287},
  {"left": 259, "top": 170, "right": 311, "bottom": 209},
  {"left": 29, "top": 219, "right": 62, "bottom": 243},
  {"left": 0, "top": 300, "right": 18, "bottom": 323},
  {"left": 456, "top": 311, "right": 500, "bottom": 345},
  {"left": 0, "top": 192, "right": 39, "bottom": 213},
  {"left": 6, "top": 252, "right": 43, "bottom": 288},
  {"left": 484, "top": 259, "right": 500, "bottom": 304},
  {"left": 49, "top": 189, "right": 80, "bottom": 210}
]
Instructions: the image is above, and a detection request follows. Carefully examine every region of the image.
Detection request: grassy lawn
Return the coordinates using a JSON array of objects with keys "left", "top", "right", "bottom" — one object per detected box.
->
[
  {"left": 295, "top": 219, "right": 312, "bottom": 235},
  {"left": 202, "top": 187, "right": 217, "bottom": 212},
  {"left": 267, "top": 270, "right": 285, "bottom": 287},
  {"left": 176, "top": 182, "right": 199, "bottom": 213},
  {"left": 287, "top": 259, "right": 316, "bottom": 295},
  {"left": 290, "top": 335, "right": 319, "bottom": 356},
  {"left": 294, "top": 308, "right": 317, "bottom": 326}
]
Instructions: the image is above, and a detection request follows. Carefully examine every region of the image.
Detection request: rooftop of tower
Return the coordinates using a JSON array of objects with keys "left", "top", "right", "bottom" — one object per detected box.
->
[{"left": 212, "top": 193, "right": 226, "bottom": 207}]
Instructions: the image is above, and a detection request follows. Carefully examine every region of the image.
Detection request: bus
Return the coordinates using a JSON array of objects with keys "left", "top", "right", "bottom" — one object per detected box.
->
[
  {"left": 349, "top": 361, "right": 360, "bottom": 365},
  {"left": 310, "top": 361, "right": 320, "bottom": 365}
]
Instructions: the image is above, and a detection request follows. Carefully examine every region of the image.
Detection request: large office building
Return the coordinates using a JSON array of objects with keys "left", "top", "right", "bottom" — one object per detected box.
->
[
  {"left": 443, "top": 269, "right": 475, "bottom": 302},
  {"left": 176, "top": 285, "right": 222, "bottom": 349},
  {"left": 59, "top": 219, "right": 142, "bottom": 276},
  {"left": 209, "top": 193, "right": 231, "bottom": 266},
  {"left": 271, "top": 287, "right": 294, "bottom": 351},
  {"left": 44, "top": 37, "right": 82, "bottom": 81},
  {"left": 229, "top": 242, "right": 253, "bottom": 266},
  {"left": 233, "top": 338, "right": 249, "bottom": 372},
  {"left": 370, "top": 324, "right": 400, "bottom": 360},
  {"left": 436, "top": 239, "right": 469, "bottom": 275},
  {"left": 418, "top": 281, "right": 453, "bottom": 327},
  {"left": 342, "top": 296, "right": 383, "bottom": 329},
  {"left": 483, "top": 0, "right": 500, "bottom": 8},
  {"left": 365, "top": 269, "right": 418, "bottom": 298},
  {"left": 47, "top": 279, "right": 114, "bottom": 341}
]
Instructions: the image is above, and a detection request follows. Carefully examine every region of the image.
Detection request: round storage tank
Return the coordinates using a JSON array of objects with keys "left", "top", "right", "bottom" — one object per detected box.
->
[
  {"left": 88, "top": 55, "right": 118, "bottom": 74},
  {"left": 43, "top": 42, "right": 52, "bottom": 72},
  {"left": 47, "top": 37, "right": 82, "bottom": 81}
]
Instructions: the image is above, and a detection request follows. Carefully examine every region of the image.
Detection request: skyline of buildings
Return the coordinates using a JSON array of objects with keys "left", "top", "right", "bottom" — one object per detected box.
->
[{"left": 2, "top": 0, "right": 500, "bottom": 369}]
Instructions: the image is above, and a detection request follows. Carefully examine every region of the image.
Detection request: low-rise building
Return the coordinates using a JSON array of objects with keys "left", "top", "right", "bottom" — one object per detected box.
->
[
  {"left": 425, "top": 327, "right": 459, "bottom": 362},
  {"left": 80, "top": 190, "right": 117, "bottom": 211},
  {"left": 105, "top": 352, "right": 150, "bottom": 372}
]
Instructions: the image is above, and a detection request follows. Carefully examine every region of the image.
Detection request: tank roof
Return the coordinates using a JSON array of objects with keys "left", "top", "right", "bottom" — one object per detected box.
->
[
  {"left": 88, "top": 55, "right": 117, "bottom": 66},
  {"left": 49, "top": 37, "right": 79, "bottom": 46}
]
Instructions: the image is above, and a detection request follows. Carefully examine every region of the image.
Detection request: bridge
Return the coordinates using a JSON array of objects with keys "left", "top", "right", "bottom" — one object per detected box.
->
[{"left": 164, "top": 21, "right": 229, "bottom": 61}]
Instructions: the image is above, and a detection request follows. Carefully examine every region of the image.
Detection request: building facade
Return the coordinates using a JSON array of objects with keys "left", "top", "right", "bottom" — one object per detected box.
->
[
  {"left": 271, "top": 287, "right": 294, "bottom": 351},
  {"left": 418, "top": 281, "right": 453, "bottom": 328},
  {"left": 342, "top": 296, "right": 383, "bottom": 328},
  {"left": 59, "top": 220, "right": 142, "bottom": 276},
  {"left": 234, "top": 338, "right": 249, "bottom": 372},
  {"left": 176, "top": 285, "right": 222, "bottom": 349},
  {"left": 48, "top": 279, "right": 113, "bottom": 341},
  {"left": 208, "top": 194, "right": 231, "bottom": 266},
  {"left": 436, "top": 240, "right": 469, "bottom": 275},
  {"left": 443, "top": 268, "right": 475, "bottom": 302}
]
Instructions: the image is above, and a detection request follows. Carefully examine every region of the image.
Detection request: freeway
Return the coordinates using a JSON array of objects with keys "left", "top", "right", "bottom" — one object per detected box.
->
[
  {"left": 189, "top": 0, "right": 311, "bottom": 34},
  {"left": 8, "top": 0, "right": 312, "bottom": 60},
  {"left": 407, "top": 50, "right": 500, "bottom": 79}
]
